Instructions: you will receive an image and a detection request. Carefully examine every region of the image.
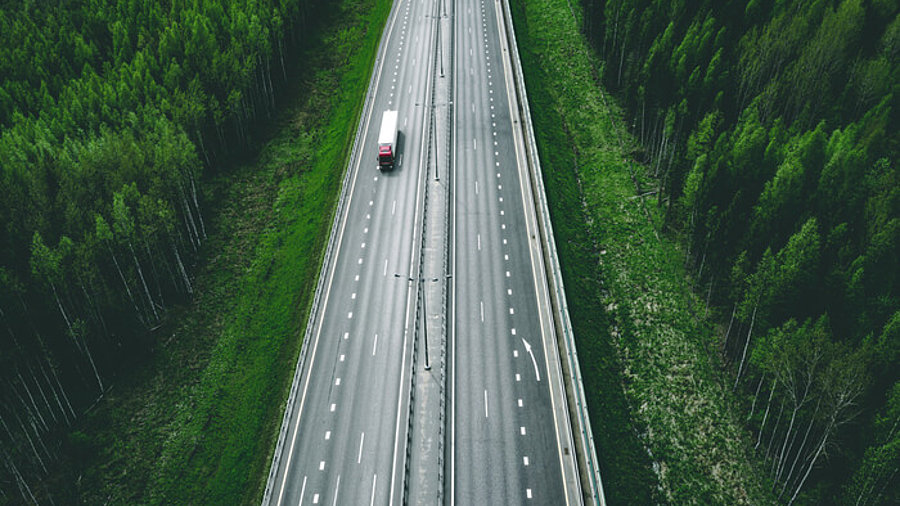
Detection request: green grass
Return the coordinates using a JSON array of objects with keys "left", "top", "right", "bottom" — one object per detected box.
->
[
  {"left": 56, "top": 0, "right": 392, "bottom": 503},
  {"left": 509, "top": 0, "right": 772, "bottom": 503}
]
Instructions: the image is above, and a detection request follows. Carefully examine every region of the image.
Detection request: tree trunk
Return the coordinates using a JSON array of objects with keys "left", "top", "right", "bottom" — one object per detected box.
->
[
  {"left": 2, "top": 450, "right": 38, "bottom": 505},
  {"left": 767, "top": 397, "right": 786, "bottom": 461},
  {"left": 129, "top": 241, "right": 159, "bottom": 322},
  {"left": 748, "top": 375, "right": 764, "bottom": 421},
  {"left": 109, "top": 246, "right": 144, "bottom": 325},
  {"left": 16, "top": 371, "right": 49, "bottom": 431},
  {"left": 49, "top": 283, "right": 73, "bottom": 337},
  {"left": 757, "top": 379, "right": 777, "bottom": 449},
  {"left": 775, "top": 406, "right": 799, "bottom": 484},
  {"left": 722, "top": 302, "right": 737, "bottom": 358},
  {"left": 80, "top": 331, "right": 104, "bottom": 393},
  {"left": 38, "top": 359, "right": 70, "bottom": 425},
  {"left": 781, "top": 400, "right": 820, "bottom": 499},
  {"left": 12, "top": 410, "right": 47, "bottom": 474},
  {"left": 29, "top": 363, "right": 57, "bottom": 425},
  {"left": 189, "top": 173, "right": 206, "bottom": 240},
  {"left": 173, "top": 243, "right": 193, "bottom": 295},
  {"left": 789, "top": 419, "right": 834, "bottom": 505},
  {"left": 734, "top": 304, "right": 758, "bottom": 389}
]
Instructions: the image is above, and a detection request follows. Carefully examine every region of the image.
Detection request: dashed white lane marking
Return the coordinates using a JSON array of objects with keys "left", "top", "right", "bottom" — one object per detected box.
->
[
  {"left": 521, "top": 426, "right": 526, "bottom": 435},
  {"left": 501, "top": 224, "right": 506, "bottom": 230},
  {"left": 340, "top": 354, "right": 345, "bottom": 362},
  {"left": 503, "top": 239, "right": 508, "bottom": 245},
  {"left": 500, "top": 210, "right": 505, "bottom": 216},
  {"left": 330, "top": 403, "right": 336, "bottom": 412},
  {"left": 369, "top": 474, "right": 378, "bottom": 506},
  {"left": 299, "top": 476, "right": 308, "bottom": 505},
  {"left": 373, "top": 333, "right": 379, "bottom": 356},
  {"left": 392, "top": 200, "right": 396, "bottom": 215},
  {"left": 358, "top": 432, "right": 366, "bottom": 463},
  {"left": 504, "top": 254, "right": 508, "bottom": 260},
  {"left": 505, "top": 271, "right": 511, "bottom": 277},
  {"left": 361, "top": 242, "right": 366, "bottom": 249},
  {"left": 313, "top": 493, "right": 320, "bottom": 504},
  {"left": 319, "top": 461, "right": 325, "bottom": 471},
  {"left": 511, "top": 328, "right": 517, "bottom": 335},
  {"left": 473, "top": 138, "right": 477, "bottom": 150},
  {"left": 383, "top": 259, "right": 388, "bottom": 276},
  {"left": 355, "top": 274, "right": 360, "bottom": 281},
  {"left": 369, "top": 200, "right": 374, "bottom": 206},
  {"left": 366, "top": 213, "right": 371, "bottom": 219},
  {"left": 516, "top": 373, "right": 521, "bottom": 382},
  {"left": 477, "top": 234, "right": 482, "bottom": 251},
  {"left": 335, "top": 377, "right": 341, "bottom": 386},
  {"left": 518, "top": 398, "right": 524, "bottom": 407},
  {"left": 471, "top": 103, "right": 475, "bottom": 113},
  {"left": 484, "top": 389, "right": 489, "bottom": 418},
  {"left": 509, "top": 308, "right": 515, "bottom": 315},
  {"left": 325, "top": 431, "right": 331, "bottom": 440},
  {"left": 352, "top": 293, "right": 357, "bottom": 299},
  {"left": 513, "top": 350, "right": 519, "bottom": 358},
  {"left": 480, "top": 301, "right": 484, "bottom": 322},
  {"left": 344, "top": 332, "right": 349, "bottom": 340},
  {"left": 508, "top": 289, "right": 512, "bottom": 295},
  {"left": 358, "top": 258, "right": 363, "bottom": 265},
  {"left": 348, "top": 312, "right": 353, "bottom": 319},
  {"left": 332, "top": 475, "right": 341, "bottom": 506},
  {"left": 523, "top": 456, "right": 529, "bottom": 466},
  {"left": 527, "top": 489, "right": 533, "bottom": 499},
  {"left": 475, "top": 181, "right": 479, "bottom": 195}
]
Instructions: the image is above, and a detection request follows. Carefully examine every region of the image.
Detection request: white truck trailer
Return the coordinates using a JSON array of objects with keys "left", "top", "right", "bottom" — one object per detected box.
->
[{"left": 377, "top": 110, "right": 399, "bottom": 170}]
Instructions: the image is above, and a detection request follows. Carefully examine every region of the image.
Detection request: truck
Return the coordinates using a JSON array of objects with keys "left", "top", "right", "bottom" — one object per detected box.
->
[{"left": 377, "top": 110, "right": 399, "bottom": 170}]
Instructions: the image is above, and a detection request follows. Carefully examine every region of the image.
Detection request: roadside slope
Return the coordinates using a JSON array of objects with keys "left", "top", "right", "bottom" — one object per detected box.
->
[{"left": 508, "top": 0, "right": 772, "bottom": 503}]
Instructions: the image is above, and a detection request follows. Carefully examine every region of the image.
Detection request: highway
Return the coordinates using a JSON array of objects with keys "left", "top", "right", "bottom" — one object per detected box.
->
[{"left": 263, "top": 0, "right": 583, "bottom": 502}]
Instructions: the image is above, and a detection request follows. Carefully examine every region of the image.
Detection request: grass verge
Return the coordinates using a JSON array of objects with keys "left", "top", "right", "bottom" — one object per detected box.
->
[
  {"left": 509, "top": 0, "right": 772, "bottom": 503},
  {"left": 59, "top": 0, "right": 392, "bottom": 503}
]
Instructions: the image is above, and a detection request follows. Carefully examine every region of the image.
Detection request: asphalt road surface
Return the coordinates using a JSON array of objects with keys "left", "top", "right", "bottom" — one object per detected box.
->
[{"left": 265, "top": 0, "right": 577, "bottom": 502}]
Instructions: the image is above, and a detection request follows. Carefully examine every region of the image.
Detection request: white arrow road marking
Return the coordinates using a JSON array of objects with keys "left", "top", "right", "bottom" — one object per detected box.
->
[{"left": 521, "top": 338, "right": 541, "bottom": 382}]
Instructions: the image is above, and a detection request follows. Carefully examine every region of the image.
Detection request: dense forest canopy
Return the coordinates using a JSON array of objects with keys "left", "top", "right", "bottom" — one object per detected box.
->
[
  {"left": 0, "top": 0, "right": 313, "bottom": 500},
  {"left": 583, "top": 0, "right": 898, "bottom": 503}
]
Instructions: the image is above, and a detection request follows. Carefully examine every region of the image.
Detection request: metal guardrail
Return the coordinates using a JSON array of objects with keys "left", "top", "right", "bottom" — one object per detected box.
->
[{"left": 496, "top": 0, "right": 607, "bottom": 503}]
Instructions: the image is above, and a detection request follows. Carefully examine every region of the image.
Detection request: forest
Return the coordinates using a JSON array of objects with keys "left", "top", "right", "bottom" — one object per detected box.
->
[
  {"left": 0, "top": 0, "right": 316, "bottom": 501},
  {"left": 581, "top": 0, "right": 898, "bottom": 503}
]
